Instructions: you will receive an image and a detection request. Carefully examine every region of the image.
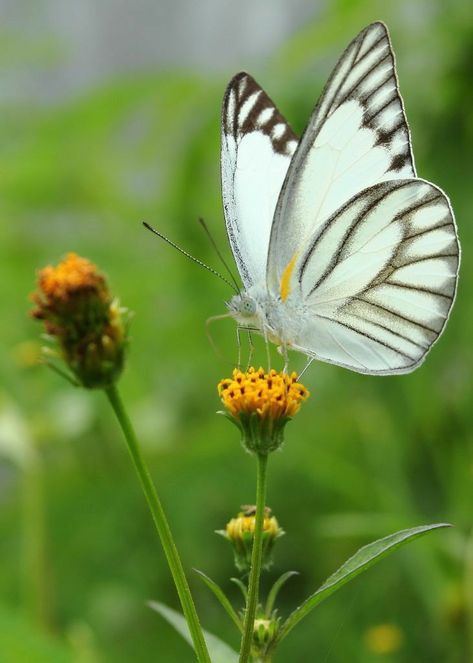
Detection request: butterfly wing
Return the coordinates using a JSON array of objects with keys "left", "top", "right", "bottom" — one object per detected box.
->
[
  {"left": 267, "top": 21, "right": 415, "bottom": 289},
  {"left": 289, "top": 179, "right": 459, "bottom": 374},
  {"left": 221, "top": 72, "right": 298, "bottom": 289}
]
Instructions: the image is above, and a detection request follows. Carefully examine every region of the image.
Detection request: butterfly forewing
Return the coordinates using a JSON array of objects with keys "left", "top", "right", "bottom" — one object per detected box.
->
[
  {"left": 221, "top": 72, "right": 297, "bottom": 289},
  {"left": 291, "top": 179, "right": 459, "bottom": 374},
  {"left": 267, "top": 21, "right": 416, "bottom": 289}
]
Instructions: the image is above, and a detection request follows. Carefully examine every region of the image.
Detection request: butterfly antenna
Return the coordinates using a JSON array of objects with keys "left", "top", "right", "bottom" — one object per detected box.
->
[
  {"left": 197, "top": 217, "right": 240, "bottom": 293},
  {"left": 143, "top": 222, "right": 239, "bottom": 294}
]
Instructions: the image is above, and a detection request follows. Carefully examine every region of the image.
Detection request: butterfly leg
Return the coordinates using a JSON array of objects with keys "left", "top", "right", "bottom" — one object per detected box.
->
[
  {"left": 262, "top": 327, "right": 271, "bottom": 372},
  {"left": 278, "top": 344, "right": 289, "bottom": 373},
  {"left": 205, "top": 312, "right": 232, "bottom": 360},
  {"left": 236, "top": 326, "right": 242, "bottom": 368},
  {"left": 298, "top": 356, "right": 314, "bottom": 380},
  {"left": 236, "top": 326, "right": 258, "bottom": 369},
  {"left": 246, "top": 329, "right": 254, "bottom": 371}
]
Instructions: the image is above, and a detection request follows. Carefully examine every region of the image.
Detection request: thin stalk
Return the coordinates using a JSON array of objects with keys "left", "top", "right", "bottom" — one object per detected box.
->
[
  {"left": 239, "top": 453, "right": 269, "bottom": 663},
  {"left": 21, "top": 452, "right": 51, "bottom": 632},
  {"left": 465, "top": 526, "right": 473, "bottom": 661},
  {"left": 105, "top": 384, "right": 210, "bottom": 663}
]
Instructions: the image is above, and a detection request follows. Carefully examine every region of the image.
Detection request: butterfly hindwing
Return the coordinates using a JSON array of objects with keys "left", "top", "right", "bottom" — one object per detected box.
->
[
  {"left": 267, "top": 21, "right": 416, "bottom": 289},
  {"left": 291, "top": 179, "right": 459, "bottom": 374},
  {"left": 221, "top": 72, "right": 297, "bottom": 289}
]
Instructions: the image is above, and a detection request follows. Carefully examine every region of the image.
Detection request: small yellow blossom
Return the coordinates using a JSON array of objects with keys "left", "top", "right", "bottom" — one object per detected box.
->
[
  {"left": 218, "top": 367, "right": 308, "bottom": 419},
  {"left": 218, "top": 506, "right": 284, "bottom": 572},
  {"left": 364, "top": 623, "right": 404, "bottom": 655},
  {"left": 31, "top": 253, "right": 129, "bottom": 388},
  {"left": 226, "top": 506, "right": 281, "bottom": 542},
  {"left": 218, "top": 367, "right": 309, "bottom": 453}
]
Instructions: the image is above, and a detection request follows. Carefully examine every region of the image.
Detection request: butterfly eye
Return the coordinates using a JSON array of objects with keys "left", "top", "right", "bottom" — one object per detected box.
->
[{"left": 240, "top": 297, "right": 256, "bottom": 316}]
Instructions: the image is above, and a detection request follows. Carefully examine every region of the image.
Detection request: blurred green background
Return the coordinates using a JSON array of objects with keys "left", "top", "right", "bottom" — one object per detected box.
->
[{"left": 0, "top": 0, "right": 472, "bottom": 661}]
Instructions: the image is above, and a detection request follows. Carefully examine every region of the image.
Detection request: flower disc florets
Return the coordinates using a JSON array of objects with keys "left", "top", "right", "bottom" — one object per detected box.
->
[
  {"left": 218, "top": 367, "right": 309, "bottom": 453},
  {"left": 31, "top": 253, "right": 129, "bottom": 388},
  {"left": 218, "top": 505, "right": 284, "bottom": 572}
]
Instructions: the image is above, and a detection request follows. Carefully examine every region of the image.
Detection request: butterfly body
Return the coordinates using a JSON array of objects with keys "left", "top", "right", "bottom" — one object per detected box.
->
[
  {"left": 227, "top": 287, "right": 304, "bottom": 349},
  {"left": 221, "top": 22, "right": 460, "bottom": 375}
]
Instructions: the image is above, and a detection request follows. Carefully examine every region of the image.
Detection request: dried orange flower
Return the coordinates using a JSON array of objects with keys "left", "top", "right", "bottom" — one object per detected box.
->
[
  {"left": 217, "top": 505, "right": 284, "bottom": 572},
  {"left": 218, "top": 367, "right": 309, "bottom": 453},
  {"left": 31, "top": 253, "right": 129, "bottom": 388}
]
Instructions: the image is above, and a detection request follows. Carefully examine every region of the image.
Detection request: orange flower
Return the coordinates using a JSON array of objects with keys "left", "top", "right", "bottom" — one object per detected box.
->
[
  {"left": 31, "top": 253, "right": 129, "bottom": 388},
  {"left": 218, "top": 367, "right": 309, "bottom": 454}
]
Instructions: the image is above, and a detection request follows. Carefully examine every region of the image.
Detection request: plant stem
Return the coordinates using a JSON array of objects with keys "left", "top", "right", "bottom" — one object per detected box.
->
[
  {"left": 239, "top": 452, "right": 269, "bottom": 663},
  {"left": 21, "top": 452, "right": 51, "bottom": 632},
  {"left": 105, "top": 384, "right": 210, "bottom": 663},
  {"left": 465, "top": 526, "right": 473, "bottom": 661}
]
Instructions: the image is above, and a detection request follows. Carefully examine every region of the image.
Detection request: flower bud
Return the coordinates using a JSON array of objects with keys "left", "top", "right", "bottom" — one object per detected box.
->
[
  {"left": 253, "top": 615, "right": 279, "bottom": 653},
  {"left": 218, "top": 367, "right": 309, "bottom": 454},
  {"left": 31, "top": 253, "right": 129, "bottom": 388},
  {"left": 217, "top": 505, "right": 284, "bottom": 572}
]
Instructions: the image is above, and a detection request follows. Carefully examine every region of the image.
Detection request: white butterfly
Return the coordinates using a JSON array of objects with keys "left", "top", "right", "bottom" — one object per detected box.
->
[{"left": 221, "top": 21, "right": 460, "bottom": 375}]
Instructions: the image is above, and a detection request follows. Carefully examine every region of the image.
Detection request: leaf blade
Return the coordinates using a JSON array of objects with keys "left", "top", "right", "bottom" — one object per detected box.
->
[
  {"left": 194, "top": 568, "right": 243, "bottom": 633},
  {"left": 278, "top": 523, "right": 451, "bottom": 642},
  {"left": 149, "top": 601, "right": 239, "bottom": 663}
]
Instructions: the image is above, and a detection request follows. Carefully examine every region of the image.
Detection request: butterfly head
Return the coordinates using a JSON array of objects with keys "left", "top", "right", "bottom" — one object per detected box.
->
[{"left": 227, "top": 292, "right": 257, "bottom": 318}]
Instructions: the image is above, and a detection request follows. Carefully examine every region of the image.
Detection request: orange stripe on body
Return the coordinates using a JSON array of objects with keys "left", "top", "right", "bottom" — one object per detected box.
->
[{"left": 280, "top": 253, "right": 298, "bottom": 302}]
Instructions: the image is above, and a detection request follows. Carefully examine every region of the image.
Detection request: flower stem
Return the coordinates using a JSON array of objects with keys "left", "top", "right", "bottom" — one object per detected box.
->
[
  {"left": 105, "top": 384, "right": 210, "bottom": 663},
  {"left": 21, "top": 452, "right": 51, "bottom": 632},
  {"left": 239, "top": 453, "right": 269, "bottom": 663}
]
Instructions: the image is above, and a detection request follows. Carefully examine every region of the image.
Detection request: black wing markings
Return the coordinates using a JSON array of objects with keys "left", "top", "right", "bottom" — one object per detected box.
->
[{"left": 222, "top": 72, "right": 297, "bottom": 156}]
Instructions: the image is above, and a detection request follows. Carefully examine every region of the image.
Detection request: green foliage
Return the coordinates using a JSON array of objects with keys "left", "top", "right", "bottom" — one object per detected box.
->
[
  {"left": 149, "top": 601, "right": 239, "bottom": 663},
  {"left": 0, "top": 0, "right": 472, "bottom": 661}
]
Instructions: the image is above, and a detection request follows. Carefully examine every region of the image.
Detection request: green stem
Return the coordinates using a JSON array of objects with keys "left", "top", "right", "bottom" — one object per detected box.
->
[
  {"left": 239, "top": 453, "right": 269, "bottom": 663},
  {"left": 465, "top": 526, "right": 473, "bottom": 661},
  {"left": 21, "top": 452, "right": 51, "bottom": 632},
  {"left": 105, "top": 384, "right": 210, "bottom": 663}
]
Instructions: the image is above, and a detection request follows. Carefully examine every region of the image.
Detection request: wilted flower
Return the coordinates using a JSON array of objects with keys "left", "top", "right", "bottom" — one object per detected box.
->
[
  {"left": 31, "top": 253, "right": 129, "bottom": 388},
  {"left": 218, "top": 367, "right": 309, "bottom": 454},
  {"left": 217, "top": 505, "right": 284, "bottom": 572}
]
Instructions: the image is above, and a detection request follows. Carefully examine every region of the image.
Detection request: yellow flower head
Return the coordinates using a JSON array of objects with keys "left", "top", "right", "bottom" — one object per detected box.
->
[
  {"left": 364, "top": 623, "right": 404, "bottom": 655},
  {"left": 218, "top": 506, "right": 284, "bottom": 572},
  {"left": 31, "top": 253, "right": 129, "bottom": 388},
  {"left": 218, "top": 367, "right": 309, "bottom": 453},
  {"left": 226, "top": 505, "right": 282, "bottom": 542}
]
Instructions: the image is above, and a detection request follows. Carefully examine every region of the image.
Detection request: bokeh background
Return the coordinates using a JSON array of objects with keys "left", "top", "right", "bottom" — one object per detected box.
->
[{"left": 0, "top": 0, "right": 471, "bottom": 661}]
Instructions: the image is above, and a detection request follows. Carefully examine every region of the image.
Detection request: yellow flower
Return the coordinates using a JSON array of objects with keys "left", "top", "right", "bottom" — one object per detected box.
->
[
  {"left": 218, "top": 367, "right": 309, "bottom": 453},
  {"left": 31, "top": 253, "right": 129, "bottom": 388},
  {"left": 364, "top": 623, "right": 404, "bottom": 655},
  {"left": 218, "top": 506, "right": 284, "bottom": 572}
]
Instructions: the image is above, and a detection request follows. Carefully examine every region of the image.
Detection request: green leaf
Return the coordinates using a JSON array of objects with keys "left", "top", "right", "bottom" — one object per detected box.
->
[
  {"left": 278, "top": 523, "right": 451, "bottom": 642},
  {"left": 149, "top": 601, "right": 239, "bottom": 663},
  {"left": 265, "top": 571, "right": 298, "bottom": 617},
  {"left": 194, "top": 569, "right": 243, "bottom": 632}
]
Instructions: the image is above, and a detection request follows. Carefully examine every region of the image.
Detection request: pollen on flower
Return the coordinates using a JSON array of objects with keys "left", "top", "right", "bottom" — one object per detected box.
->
[
  {"left": 34, "top": 253, "right": 107, "bottom": 304},
  {"left": 218, "top": 367, "right": 309, "bottom": 420}
]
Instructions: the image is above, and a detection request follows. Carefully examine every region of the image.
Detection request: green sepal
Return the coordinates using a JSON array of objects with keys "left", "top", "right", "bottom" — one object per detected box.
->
[
  {"left": 193, "top": 569, "right": 243, "bottom": 632},
  {"left": 265, "top": 571, "right": 299, "bottom": 617}
]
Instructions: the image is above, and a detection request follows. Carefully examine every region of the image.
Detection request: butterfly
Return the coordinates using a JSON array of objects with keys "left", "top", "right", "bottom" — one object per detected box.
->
[{"left": 220, "top": 21, "right": 460, "bottom": 375}]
